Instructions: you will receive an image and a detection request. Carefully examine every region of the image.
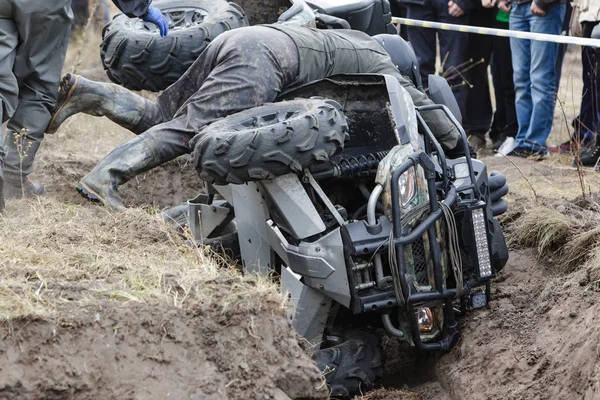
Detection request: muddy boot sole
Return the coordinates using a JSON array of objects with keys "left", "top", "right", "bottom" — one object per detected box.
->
[
  {"left": 47, "top": 74, "right": 78, "bottom": 134},
  {"left": 76, "top": 181, "right": 102, "bottom": 203}
]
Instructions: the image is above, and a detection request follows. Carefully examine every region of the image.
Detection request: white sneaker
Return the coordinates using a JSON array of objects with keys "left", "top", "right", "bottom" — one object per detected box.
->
[{"left": 495, "top": 137, "right": 517, "bottom": 157}]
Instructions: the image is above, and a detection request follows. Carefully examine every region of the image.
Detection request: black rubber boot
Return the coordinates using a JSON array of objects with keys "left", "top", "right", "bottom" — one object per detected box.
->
[
  {"left": 76, "top": 132, "right": 183, "bottom": 211},
  {"left": 3, "top": 172, "right": 46, "bottom": 200},
  {"left": 47, "top": 73, "right": 164, "bottom": 134}
]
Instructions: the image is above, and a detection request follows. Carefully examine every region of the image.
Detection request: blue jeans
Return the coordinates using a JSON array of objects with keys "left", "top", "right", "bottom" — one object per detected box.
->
[{"left": 510, "top": 1, "right": 566, "bottom": 152}]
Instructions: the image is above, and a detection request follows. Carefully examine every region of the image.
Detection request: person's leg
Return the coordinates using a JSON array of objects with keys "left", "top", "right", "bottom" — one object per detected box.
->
[
  {"left": 463, "top": 6, "right": 495, "bottom": 148},
  {"left": 48, "top": 22, "right": 247, "bottom": 135},
  {"left": 435, "top": 0, "right": 470, "bottom": 117},
  {"left": 0, "top": 14, "right": 19, "bottom": 212},
  {"left": 490, "top": 52, "right": 507, "bottom": 145},
  {"left": 47, "top": 73, "right": 165, "bottom": 134},
  {"left": 525, "top": 2, "right": 565, "bottom": 152},
  {"left": 492, "top": 21, "right": 518, "bottom": 153},
  {"left": 577, "top": 21, "right": 600, "bottom": 166},
  {"left": 77, "top": 26, "right": 300, "bottom": 210},
  {"left": 3, "top": 0, "right": 72, "bottom": 198},
  {"left": 509, "top": 3, "right": 533, "bottom": 151},
  {"left": 554, "top": 1, "right": 571, "bottom": 89},
  {"left": 406, "top": 1, "right": 437, "bottom": 90},
  {"left": 574, "top": 22, "right": 599, "bottom": 143}
]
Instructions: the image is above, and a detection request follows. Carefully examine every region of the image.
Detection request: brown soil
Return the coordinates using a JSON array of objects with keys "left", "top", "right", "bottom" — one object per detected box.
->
[
  {"left": 435, "top": 249, "right": 600, "bottom": 400},
  {"left": 0, "top": 301, "right": 327, "bottom": 400}
]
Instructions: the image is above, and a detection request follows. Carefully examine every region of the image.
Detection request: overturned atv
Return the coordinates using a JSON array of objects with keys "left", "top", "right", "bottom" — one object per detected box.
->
[
  {"left": 100, "top": 0, "right": 397, "bottom": 91},
  {"left": 176, "top": 73, "right": 509, "bottom": 396}
]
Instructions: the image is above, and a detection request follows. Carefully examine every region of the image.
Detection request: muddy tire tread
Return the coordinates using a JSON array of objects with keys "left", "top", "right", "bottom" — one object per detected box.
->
[
  {"left": 100, "top": 0, "right": 248, "bottom": 91},
  {"left": 192, "top": 98, "right": 348, "bottom": 185},
  {"left": 312, "top": 331, "right": 385, "bottom": 398}
]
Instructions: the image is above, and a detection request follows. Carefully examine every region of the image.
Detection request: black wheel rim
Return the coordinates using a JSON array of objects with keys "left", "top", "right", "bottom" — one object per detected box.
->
[
  {"left": 232, "top": 109, "right": 300, "bottom": 131},
  {"left": 139, "top": 7, "right": 209, "bottom": 32}
]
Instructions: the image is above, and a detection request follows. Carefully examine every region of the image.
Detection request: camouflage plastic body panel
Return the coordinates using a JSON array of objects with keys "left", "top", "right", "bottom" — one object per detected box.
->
[
  {"left": 375, "top": 86, "right": 429, "bottom": 222},
  {"left": 374, "top": 86, "right": 449, "bottom": 301}
]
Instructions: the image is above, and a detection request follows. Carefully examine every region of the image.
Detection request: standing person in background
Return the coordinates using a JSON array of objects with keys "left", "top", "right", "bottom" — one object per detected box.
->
[
  {"left": 573, "top": 0, "right": 600, "bottom": 167},
  {"left": 463, "top": 4, "right": 496, "bottom": 151},
  {"left": 0, "top": 0, "right": 168, "bottom": 212},
  {"left": 483, "top": 2, "right": 519, "bottom": 156},
  {"left": 496, "top": 0, "right": 566, "bottom": 158},
  {"left": 399, "top": 0, "right": 475, "bottom": 118}
]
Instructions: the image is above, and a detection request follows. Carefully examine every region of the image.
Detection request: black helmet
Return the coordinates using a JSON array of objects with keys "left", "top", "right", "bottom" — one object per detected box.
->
[{"left": 373, "top": 34, "right": 422, "bottom": 89}]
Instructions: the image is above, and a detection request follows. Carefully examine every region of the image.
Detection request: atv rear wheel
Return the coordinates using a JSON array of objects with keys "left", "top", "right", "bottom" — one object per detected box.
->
[
  {"left": 312, "top": 331, "right": 385, "bottom": 398},
  {"left": 100, "top": 0, "right": 248, "bottom": 91},
  {"left": 192, "top": 98, "right": 349, "bottom": 185}
]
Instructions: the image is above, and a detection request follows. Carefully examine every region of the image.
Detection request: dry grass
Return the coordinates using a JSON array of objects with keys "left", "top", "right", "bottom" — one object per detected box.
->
[
  {"left": 0, "top": 26, "right": 281, "bottom": 322},
  {"left": 0, "top": 196, "right": 280, "bottom": 321},
  {"left": 502, "top": 194, "right": 600, "bottom": 274},
  {"left": 503, "top": 203, "right": 575, "bottom": 254}
]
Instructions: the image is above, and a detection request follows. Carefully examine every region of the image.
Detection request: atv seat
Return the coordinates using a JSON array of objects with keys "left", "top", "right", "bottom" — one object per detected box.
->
[{"left": 305, "top": 0, "right": 397, "bottom": 34}]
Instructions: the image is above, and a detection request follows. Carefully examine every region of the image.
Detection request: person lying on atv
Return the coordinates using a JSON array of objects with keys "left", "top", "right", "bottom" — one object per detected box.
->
[{"left": 47, "top": 24, "right": 467, "bottom": 211}]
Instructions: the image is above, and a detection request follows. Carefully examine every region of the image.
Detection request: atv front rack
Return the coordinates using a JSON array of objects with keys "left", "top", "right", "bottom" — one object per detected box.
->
[
  {"left": 389, "top": 150, "right": 460, "bottom": 351},
  {"left": 387, "top": 105, "right": 493, "bottom": 351}
]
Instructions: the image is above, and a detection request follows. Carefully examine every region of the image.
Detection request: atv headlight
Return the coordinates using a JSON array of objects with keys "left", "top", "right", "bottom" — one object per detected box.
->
[{"left": 398, "top": 167, "right": 416, "bottom": 207}]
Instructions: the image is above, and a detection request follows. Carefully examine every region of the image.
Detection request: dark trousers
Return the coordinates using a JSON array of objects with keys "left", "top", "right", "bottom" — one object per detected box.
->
[
  {"left": 405, "top": 0, "right": 469, "bottom": 116},
  {"left": 463, "top": 6, "right": 496, "bottom": 139},
  {"left": 490, "top": 20, "right": 518, "bottom": 142},
  {"left": 573, "top": 21, "right": 600, "bottom": 144},
  {"left": 555, "top": 1, "right": 572, "bottom": 90},
  {"left": 0, "top": 0, "right": 73, "bottom": 176},
  {"left": 132, "top": 26, "right": 300, "bottom": 160}
]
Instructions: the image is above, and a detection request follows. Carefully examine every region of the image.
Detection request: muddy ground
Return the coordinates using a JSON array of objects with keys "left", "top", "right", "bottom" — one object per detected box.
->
[{"left": 1, "top": 16, "right": 600, "bottom": 400}]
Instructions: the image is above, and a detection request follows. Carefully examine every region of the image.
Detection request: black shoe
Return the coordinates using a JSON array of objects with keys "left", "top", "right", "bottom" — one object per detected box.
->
[
  {"left": 574, "top": 144, "right": 600, "bottom": 167},
  {"left": 507, "top": 147, "right": 549, "bottom": 161}
]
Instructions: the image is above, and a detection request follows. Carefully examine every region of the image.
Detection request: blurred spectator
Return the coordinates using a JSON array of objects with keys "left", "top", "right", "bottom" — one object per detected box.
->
[
  {"left": 555, "top": 1, "right": 572, "bottom": 89},
  {"left": 463, "top": 5, "right": 496, "bottom": 150},
  {"left": 490, "top": 6, "right": 519, "bottom": 156},
  {"left": 71, "top": 0, "right": 111, "bottom": 31},
  {"left": 389, "top": 0, "right": 410, "bottom": 39},
  {"left": 0, "top": 0, "right": 168, "bottom": 203},
  {"left": 500, "top": 0, "right": 566, "bottom": 158},
  {"left": 400, "top": 0, "right": 476, "bottom": 117},
  {"left": 574, "top": 0, "right": 600, "bottom": 167}
]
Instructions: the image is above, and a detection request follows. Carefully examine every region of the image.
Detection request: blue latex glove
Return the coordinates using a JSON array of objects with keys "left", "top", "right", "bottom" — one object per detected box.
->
[{"left": 142, "top": 6, "right": 169, "bottom": 37}]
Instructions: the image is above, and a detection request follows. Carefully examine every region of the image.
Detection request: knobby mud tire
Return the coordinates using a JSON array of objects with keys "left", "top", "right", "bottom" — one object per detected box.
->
[
  {"left": 312, "top": 331, "right": 385, "bottom": 398},
  {"left": 192, "top": 98, "right": 349, "bottom": 185},
  {"left": 100, "top": 0, "right": 248, "bottom": 91}
]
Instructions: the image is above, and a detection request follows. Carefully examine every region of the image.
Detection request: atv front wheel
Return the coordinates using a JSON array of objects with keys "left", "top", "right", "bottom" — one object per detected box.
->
[
  {"left": 312, "top": 331, "right": 385, "bottom": 398},
  {"left": 100, "top": 0, "right": 248, "bottom": 91},
  {"left": 192, "top": 98, "right": 349, "bottom": 185}
]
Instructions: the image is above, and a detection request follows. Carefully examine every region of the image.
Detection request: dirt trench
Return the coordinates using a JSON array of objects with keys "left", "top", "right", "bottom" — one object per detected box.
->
[
  {"left": 434, "top": 249, "right": 600, "bottom": 399},
  {"left": 364, "top": 247, "right": 599, "bottom": 400},
  {"left": 0, "top": 301, "right": 327, "bottom": 400}
]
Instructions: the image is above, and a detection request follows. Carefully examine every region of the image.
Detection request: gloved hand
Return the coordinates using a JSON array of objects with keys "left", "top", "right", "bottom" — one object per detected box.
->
[
  {"left": 489, "top": 171, "right": 509, "bottom": 217},
  {"left": 142, "top": 6, "right": 169, "bottom": 37}
]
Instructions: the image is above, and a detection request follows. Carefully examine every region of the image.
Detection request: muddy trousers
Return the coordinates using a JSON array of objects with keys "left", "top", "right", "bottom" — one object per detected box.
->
[
  {"left": 136, "top": 26, "right": 299, "bottom": 159},
  {"left": 81, "top": 26, "right": 299, "bottom": 209},
  {"left": 0, "top": 0, "right": 73, "bottom": 177}
]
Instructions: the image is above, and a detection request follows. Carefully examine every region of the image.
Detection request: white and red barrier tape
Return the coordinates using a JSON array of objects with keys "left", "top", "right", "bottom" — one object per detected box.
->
[{"left": 391, "top": 17, "right": 600, "bottom": 47}]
